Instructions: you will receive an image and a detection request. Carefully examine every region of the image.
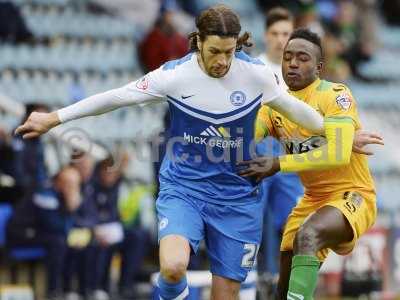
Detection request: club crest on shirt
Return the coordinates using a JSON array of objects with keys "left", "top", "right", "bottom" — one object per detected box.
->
[
  {"left": 230, "top": 91, "right": 246, "bottom": 106},
  {"left": 136, "top": 76, "right": 149, "bottom": 90},
  {"left": 336, "top": 93, "right": 352, "bottom": 111}
]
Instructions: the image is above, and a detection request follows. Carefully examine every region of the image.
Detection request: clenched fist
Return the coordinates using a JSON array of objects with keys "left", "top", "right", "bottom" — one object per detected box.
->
[{"left": 15, "top": 111, "right": 60, "bottom": 139}]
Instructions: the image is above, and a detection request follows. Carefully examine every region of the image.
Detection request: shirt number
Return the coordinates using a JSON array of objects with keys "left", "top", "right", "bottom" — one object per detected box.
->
[{"left": 241, "top": 243, "right": 259, "bottom": 268}]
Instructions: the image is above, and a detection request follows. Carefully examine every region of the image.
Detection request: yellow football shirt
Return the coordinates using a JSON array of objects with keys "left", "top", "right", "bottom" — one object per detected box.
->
[{"left": 255, "top": 78, "right": 375, "bottom": 200}]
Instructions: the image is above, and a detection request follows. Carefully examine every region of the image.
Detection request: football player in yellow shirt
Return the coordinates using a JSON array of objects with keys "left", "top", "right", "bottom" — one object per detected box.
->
[{"left": 238, "top": 28, "right": 383, "bottom": 300}]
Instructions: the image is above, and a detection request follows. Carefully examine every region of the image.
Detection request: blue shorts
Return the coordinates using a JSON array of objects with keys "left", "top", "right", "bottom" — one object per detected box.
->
[{"left": 156, "top": 189, "right": 264, "bottom": 282}]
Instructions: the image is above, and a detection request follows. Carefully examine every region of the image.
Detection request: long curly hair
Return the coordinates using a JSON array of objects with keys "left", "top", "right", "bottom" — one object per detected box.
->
[{"left": 188, "top": 5, "right": 252, "bottom": 52}]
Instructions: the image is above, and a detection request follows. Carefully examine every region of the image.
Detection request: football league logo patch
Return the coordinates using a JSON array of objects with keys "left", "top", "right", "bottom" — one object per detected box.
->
[
  {"left": 336, "top": 93, "right": 352, "bottom": 111},
  {"left": 136, "top": 76, "right": 149, "bottom": 91},
  {"left": 230, "top": 91, "right": 246, "bottom": 106}
]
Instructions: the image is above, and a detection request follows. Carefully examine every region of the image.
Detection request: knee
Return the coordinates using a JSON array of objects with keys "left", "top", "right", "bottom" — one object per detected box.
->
[
  {"left": 160, "top": 259, "right": 187, "bottom": 283},
  {"left": 294, "top": 223, "right": 324, "bottom": 254}
]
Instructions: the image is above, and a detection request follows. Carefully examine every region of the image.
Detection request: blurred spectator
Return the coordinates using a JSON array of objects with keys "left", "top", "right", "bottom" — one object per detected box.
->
[
  {"left": 258, "top": 7, "right": 294, "bottom": 87},
  {"left": 345, "top": 0, "right": 379, "bottom": 81},
  {"left": 332, "top": 1, "right": 360, "bottom": 75},
  {"left": 118, "top": 182, "right": 153, "bottom": 299},
  {"left": 70, "top": 153, "right": 98, "bottom": 230},
  {"left": 295, "top": 2, "right": 324, "bottom": 37},
  {"left": 0, "top": 1, "right": 33, "bottom": 43},
  {"left": 321, "top": 27, "right": 351, "bottom": 82},
  {"left": 63, "top": 153, "right": 98, "bottom": 299},
  {"left": 6, "top": 166, "right": 82, "bottom": 299},
  {"left": 9, "top": 103, "right": 50, "bottom": 199},
  {"left": 139, "top": 0, "right": 189, "bottom": 72},
  {"left": 356, "top": 0, "right": 379, "bottom": 58},
  {"left": 89, "top": 155, "right": 127, "bottom": 299},
  {"left": 321, "top": 0, "right": 380, "bottom": 81},
  {"left": 316, "top": 0, "right": 339, "bottom": 22}
]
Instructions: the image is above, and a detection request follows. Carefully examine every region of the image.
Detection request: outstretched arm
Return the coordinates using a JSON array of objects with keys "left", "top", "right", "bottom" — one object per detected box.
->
[
  {"left": 279, "top": 117, "right": 354, "bottom": 172},
  {"left": 15, "top": 69, "right": 168, "bottom": 139},
  {"left": 238, "top": 117, "right": 354, "bottom": 181},
  {"left": 268, "top": 92, "right": 324, "bottom": 135},
  {"left": 15, "top": 86, "right": 161, "bottom": 139},
  {"left": 57, "top": 85, "right": 163, "bottom": 123}
]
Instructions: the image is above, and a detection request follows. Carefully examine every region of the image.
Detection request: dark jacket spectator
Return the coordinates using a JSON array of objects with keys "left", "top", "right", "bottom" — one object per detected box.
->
[
  {"left": 33, "top": 189, "right": 75, "bottom": 236},
  {"left": 11, "top": 136, "right": 49, "bottom": 192},
  {"left": 63, "top": 153, "right": 98, "bottom": 297},
  {"left": 92, "top": 156, "right": 127, "bottom": 226},
  {"left": 90, "top": 156, "right": 127, "bottom": 296},
  {"left": 10, "top": 104, "right": 50, "bottom": 198}
]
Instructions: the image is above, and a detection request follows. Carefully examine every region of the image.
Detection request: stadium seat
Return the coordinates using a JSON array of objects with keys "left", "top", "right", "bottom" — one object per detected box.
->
[
  {"left": 8, "top": 247, "right": 46, "bottom": 261},
  {"left": 0, "top": 204, "right": 13, "bottom": 248},
  {"left": 0, "top": 204, "right": 46, "bottom": 288}
]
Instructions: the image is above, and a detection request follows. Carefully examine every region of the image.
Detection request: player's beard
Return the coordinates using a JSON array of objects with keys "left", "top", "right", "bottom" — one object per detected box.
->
[{"left": 199, "top": 47, "right": 230, "bottom": 78}]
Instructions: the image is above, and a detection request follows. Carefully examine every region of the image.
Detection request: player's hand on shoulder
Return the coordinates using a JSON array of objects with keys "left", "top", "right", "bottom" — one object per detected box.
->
[
  {"left": 352, "top": 130, "right": 384, "bottom": 155},
  {"left": 15, "top": 111, "right": 60, "bottom": 139},
  {"left": 237, "top": 156, "right": 280, "bottom": 182}
]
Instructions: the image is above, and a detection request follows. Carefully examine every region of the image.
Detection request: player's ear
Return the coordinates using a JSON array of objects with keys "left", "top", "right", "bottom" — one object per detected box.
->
[
  {"left": 316, "top": 61, "right": 323, "bottom": 76},
  {"left": 197, "top": 35, "right": 203, "bottom": 51}
]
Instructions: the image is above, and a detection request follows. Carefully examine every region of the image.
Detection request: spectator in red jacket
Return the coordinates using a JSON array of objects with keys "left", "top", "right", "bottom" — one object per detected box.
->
[{"left": 139, "top": 0, "right": 189, "bottom": 72}]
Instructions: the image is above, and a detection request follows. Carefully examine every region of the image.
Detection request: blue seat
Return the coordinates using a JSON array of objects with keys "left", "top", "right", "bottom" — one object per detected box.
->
[
  {"left": 0, "top": 203, "right": 13, "bottom": 247},
  {"left": 9, "top": 247, "right": 46, "bottom": 260},
  {"left": 0, "top": 203, "right": 46, "bottom": 288}
]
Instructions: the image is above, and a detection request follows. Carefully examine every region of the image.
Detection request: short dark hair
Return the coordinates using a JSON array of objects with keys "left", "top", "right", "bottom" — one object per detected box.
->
[
  {"left": 188, "top": 5, "right": 252, "bottom": 52},
  {"left": 288, "top": 28, "right": 322, "bottom": 58},
  {"left": 265, "top": 7, "right": 293, "bottom": 29}
]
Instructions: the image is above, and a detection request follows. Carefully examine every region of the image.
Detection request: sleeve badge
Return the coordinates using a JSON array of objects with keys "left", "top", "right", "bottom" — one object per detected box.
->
[
  {"left": 135, "top": 76, "right": 149, "bottom": 90},
  {"left": 336, "top": 93, "right": 352, "bottom": 111}
]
